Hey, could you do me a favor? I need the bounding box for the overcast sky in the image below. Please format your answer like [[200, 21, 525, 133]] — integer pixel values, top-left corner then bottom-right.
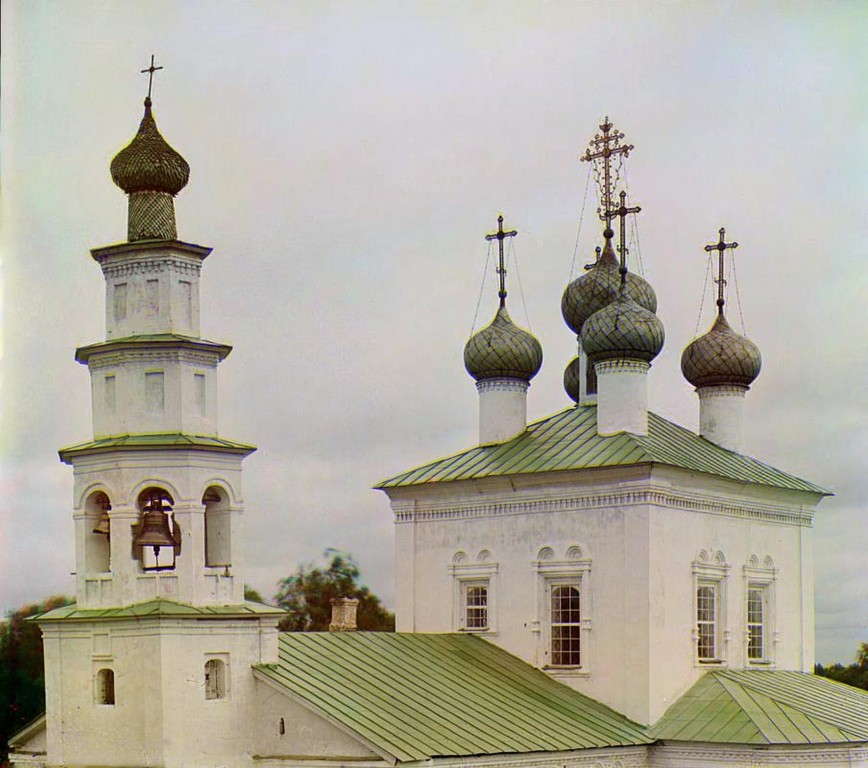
[[2, 1, 865, 663]]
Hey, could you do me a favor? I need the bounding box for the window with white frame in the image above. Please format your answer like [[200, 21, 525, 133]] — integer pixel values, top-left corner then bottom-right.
[[450, 551, 497, 632], [535, 546, 591, 671], [744, 555, 776, 665], [204, 658, 227, 700], [692, 549, 729, 665]]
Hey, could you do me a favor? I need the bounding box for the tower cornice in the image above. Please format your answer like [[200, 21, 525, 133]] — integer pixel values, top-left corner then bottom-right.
[[58, 433, 257, 464], [75, 333, 232, 365], [91, 238, 212, 263]]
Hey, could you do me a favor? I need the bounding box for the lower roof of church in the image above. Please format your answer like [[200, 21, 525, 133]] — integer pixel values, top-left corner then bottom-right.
[[254, 631, 651, 762], [376, 405, 827, 495]]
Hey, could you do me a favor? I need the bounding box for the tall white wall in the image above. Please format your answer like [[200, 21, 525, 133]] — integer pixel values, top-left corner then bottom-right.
[[476, 378, 529, 444], [595, 360, 649, 436], [386, 467, 820, 725], [698, 385, 746, 453]]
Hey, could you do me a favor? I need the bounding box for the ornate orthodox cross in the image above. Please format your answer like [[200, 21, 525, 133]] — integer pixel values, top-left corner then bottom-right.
[[580, 117, 634, 228], [141, 54, 164, 100], [485, 215, 518, 308], [704, 227, 739, 315], [606, 190, 641, 273]]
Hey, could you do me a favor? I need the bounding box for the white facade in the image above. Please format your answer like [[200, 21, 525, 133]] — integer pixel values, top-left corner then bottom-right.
[[385, 460, 821, 726], [476, 378, 530, 444]]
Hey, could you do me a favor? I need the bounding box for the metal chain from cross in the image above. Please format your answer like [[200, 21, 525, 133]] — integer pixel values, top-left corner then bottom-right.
[[485, 215, 518, 308], [141, 54, 164, 101], [606, 190, 641, 275], [580, 116, 634, 229], [704, 227, 739, 315]]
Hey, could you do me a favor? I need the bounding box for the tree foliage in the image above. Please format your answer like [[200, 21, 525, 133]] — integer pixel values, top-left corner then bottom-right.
[[0, 595, 73, 762], [815, 642, 868, 691], [274, 550, 394, 632]]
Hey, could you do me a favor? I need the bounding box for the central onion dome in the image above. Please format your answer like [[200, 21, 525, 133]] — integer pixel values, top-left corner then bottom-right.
[[681, 313, 761, 388], [464, 305, 543, 382], [581, 287, 665, 364], [110, 97, 190, 196], [561, 229, 657, 336]]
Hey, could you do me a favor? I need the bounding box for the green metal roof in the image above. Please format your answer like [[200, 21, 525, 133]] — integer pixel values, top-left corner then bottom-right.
[[651, 670, 868, 744], [59, 432, 256, 463], [35, 598, 284, 622], [254, 632, 650, 763], [76, 333, 232, 364], [377, 405, 827, 495]]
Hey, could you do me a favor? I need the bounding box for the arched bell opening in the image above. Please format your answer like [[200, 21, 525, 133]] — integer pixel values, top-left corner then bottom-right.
[[203, 486, 231, 568], [84, 491, 112, 573], [134, 487, 181, 572]]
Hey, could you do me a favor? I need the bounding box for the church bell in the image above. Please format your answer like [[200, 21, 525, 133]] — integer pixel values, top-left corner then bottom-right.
[[134, 494, 181, 559], [92, 497, 111, 537]]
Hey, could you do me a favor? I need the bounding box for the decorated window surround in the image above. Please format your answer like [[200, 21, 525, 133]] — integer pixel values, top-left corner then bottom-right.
[[692, 549, 730, 666], [744, 555, 777, 666], [534, 546, 592, 675], [450, 550, 498, 634]]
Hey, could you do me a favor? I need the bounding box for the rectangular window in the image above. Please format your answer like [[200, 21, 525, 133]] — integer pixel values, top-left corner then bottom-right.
[[194, 373, 206, 416], [747, 585, 765, 661], [145, 372, 165, 413], [697, 583, 717, 661], [464, 584, 488, 630], [550, 583, 581, 667], [180, 280, 193, 327], [104, 375, 116, 412], [114, 283, 127, 323], [146, 279, 159, 315]]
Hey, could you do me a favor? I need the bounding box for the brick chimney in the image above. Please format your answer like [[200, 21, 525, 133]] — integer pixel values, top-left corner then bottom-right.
[[329, 597, 359, 631]]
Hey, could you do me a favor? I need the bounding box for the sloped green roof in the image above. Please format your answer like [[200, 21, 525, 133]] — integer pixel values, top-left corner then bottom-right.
[[35, 598, 283, 622], [76, 333, 232, 364], [254, 632, 650, 763], [377, 405, 827, 495], [651, 670, 868, 744], [59, 432, 256, 463]]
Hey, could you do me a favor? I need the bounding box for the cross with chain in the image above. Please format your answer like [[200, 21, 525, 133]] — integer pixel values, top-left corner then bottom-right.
[[485, 215, 518, 308], [141, 54, 163, 100], [606, 190, 641, 274], [704, 227, 739, 315], [580, 117, 634, 228]]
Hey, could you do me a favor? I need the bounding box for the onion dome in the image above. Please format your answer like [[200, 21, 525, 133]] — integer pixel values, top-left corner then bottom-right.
[[464, 305, 543, 382], [110, 98, 190, 196], [681, 313, 761, 388], [561, 229, 657, 336], [581, 290, 665, 364], [564, 356, 582, 403]]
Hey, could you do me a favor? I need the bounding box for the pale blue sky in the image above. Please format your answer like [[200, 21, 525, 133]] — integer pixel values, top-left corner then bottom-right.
[[2, 0, 866, 662]]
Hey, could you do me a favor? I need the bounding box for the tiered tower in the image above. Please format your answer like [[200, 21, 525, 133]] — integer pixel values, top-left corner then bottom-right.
[[38, 65, 281, 768]]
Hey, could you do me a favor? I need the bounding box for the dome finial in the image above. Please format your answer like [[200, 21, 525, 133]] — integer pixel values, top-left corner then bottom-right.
[[141, 54, 163, 102], [485, 214, 518, 308], [607, 189, 641, 284], [580, 116, 634, 231], [704, 227, 739, 316]]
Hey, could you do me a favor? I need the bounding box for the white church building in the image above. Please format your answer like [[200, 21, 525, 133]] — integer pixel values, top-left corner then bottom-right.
[[9, 90, 868, 768]]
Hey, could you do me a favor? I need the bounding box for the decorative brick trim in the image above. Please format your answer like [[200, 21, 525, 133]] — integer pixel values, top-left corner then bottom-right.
[[101, 257, 201, 279], [87, 348, 221, 370], [476, 378, 529, 394]]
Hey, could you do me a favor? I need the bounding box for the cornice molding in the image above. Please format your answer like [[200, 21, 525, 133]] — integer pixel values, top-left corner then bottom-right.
[[651, 743, 868, 764], [392, 486, 813, 527], [101, 257, 202, 279], [86, 347, 222, 370]]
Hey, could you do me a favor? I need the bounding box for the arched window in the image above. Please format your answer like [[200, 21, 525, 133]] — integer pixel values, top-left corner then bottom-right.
[[203, 487, 231, 567], [204, 658, 226, 700], [85, 492, 111, 573], [96, 668, 115, 705], [134, 488, 180, 571], [550, 585, 581, 667]]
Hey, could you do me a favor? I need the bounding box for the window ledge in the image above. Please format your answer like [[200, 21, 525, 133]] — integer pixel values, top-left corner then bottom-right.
[[544, 666, 589, 678], [748, 660, 774, 666], [696, 659, 727, 667], [456, 628, 497, 636]]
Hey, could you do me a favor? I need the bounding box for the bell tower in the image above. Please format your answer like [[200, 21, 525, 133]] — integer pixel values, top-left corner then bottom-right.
[[59, 68, 256, 610], [36, 61, 282, 768]]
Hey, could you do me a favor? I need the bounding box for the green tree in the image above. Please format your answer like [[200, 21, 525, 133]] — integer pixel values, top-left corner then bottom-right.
[[0, 595, 73, 762], [274, 550, 394, 632], [243, 585, 266, 603], [814, 642, 868, 691]]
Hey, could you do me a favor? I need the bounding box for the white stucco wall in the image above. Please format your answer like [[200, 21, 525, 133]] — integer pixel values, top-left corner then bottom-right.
[[386, 465, 821, 725]]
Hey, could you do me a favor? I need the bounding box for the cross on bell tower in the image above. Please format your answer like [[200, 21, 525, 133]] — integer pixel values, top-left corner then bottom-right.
[[141, 54, 163, 100], [485, 214, 518, 308], [580, 117, 634, 229], [704, 227, 739, 315]]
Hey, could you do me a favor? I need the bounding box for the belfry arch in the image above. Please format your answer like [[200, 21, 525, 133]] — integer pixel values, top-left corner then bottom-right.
[[203, 485, 232, 568]]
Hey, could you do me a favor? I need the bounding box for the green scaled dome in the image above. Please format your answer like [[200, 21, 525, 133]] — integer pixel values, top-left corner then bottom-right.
[[561, 230, 657, 336], [681, 313, 762, 388], [581, 291, 665, 364], [563, 355, 582, 403], [110, 98, 190, 195], [464, 305, 543, 382]]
